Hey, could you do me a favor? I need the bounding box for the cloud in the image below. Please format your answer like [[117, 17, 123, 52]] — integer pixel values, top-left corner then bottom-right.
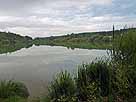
[[0, 0, 135, 37]]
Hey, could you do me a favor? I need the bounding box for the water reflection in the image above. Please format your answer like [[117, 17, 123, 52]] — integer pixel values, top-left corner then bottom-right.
[[0, 43, 33, 54], [0, 43, 82, 55]]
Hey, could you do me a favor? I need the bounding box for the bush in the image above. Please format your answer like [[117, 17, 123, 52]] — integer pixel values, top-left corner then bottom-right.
[[77, 61, 109, 102], [45, 61, 110, 102], [112, 29, 136, 66], [111, 29, 136, 101], [48, 71, 77, 102], [0, 80, 29, 99]]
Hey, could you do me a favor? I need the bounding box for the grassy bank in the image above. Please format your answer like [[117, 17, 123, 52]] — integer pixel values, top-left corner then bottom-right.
[[33, 28, 136, 49], [0, 31, 33, 54], [1, 28, 135, 54], [34, 31, 113, 49]]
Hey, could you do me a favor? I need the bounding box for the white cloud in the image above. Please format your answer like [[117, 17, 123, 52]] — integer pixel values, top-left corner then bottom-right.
[[0, 0, 135, 37], [91, 0, 112, 5], [0, 16, 21, 22]]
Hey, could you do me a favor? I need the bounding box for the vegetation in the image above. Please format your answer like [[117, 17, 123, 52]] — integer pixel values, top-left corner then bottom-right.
[[0, 28, 135, 54], [0, 96, 27, 102], [0, 31, 33, 54], [33, 28, 136, 49], [0, 80, 29, 102], [48, 71, 77, 102], [76, 61, 109, 102], [33, 31, 113, 49], [110, 28, 136, 101]]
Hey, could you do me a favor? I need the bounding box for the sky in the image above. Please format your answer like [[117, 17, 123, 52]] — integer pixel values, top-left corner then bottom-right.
[[0, 0, 136, 37]]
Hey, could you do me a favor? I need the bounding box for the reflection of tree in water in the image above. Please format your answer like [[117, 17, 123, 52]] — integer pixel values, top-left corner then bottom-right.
[[67, 46, 75, 50], [0, 31, 33, 54], [0, 43, 33, 54]]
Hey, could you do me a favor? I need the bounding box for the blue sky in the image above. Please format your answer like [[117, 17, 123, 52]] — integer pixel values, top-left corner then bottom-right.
[[0, 0, 136, 37]]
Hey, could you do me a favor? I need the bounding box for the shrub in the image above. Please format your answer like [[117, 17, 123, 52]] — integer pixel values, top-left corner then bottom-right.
[[48, 71, 77, 102], [112, 29, 136, 66], [111, 29, 136, 101], [77, 61, 110, 102], [0, 80, 29, 99]]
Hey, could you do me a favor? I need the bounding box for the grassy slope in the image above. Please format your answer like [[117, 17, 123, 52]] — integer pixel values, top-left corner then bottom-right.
[[0, 32, 33, 54], [34, 28, 135, 49], [0, 28, 136, 53]]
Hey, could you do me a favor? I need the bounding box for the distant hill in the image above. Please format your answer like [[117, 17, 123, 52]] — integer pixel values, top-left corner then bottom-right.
[[0, 32, 32, 45], [34, 28, 136, 49], [0, 28, 135, 53], [0, 32, 33, 54]]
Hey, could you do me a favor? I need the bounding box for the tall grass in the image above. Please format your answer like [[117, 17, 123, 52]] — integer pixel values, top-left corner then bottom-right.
[[77, 61, 109, 102], [45, 61, 110, 102], [0, 96, 27, 102], [48, 71, 77, 102], [110, 29, 136, 101], [0, 80, 29, 101], [112, 29, 136, 66]]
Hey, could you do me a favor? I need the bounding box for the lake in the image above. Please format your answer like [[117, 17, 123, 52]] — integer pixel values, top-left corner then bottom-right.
[[0, 45, 107, 97]]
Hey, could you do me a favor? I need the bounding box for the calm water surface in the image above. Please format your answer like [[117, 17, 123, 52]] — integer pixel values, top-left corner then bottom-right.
[[0, 45, 107, 97]]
